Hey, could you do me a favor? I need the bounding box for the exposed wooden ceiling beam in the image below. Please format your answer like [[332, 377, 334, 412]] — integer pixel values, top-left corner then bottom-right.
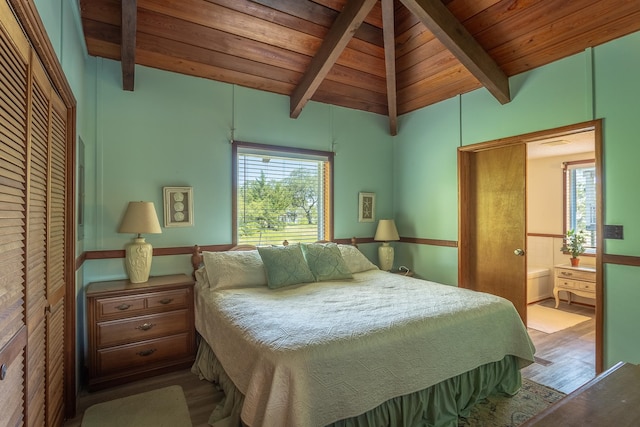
[[381, 0, 397, 136], [290, 0, 378, 118], [399, 0, 510, 104], [121, 0, 136, 91]]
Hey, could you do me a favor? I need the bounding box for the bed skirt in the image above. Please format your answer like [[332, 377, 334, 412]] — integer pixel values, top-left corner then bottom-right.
[[191, 339, 522, 427]]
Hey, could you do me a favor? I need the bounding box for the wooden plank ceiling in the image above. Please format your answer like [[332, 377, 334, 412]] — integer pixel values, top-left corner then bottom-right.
[[80, 0, 640, 135]]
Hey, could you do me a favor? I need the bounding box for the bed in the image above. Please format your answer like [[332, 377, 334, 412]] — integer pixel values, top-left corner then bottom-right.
[[190, 242, 535, 427]]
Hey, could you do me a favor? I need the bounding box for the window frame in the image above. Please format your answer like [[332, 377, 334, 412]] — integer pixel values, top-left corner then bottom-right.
[[232, 140, 334, 245], [563, 159, 596, 254]]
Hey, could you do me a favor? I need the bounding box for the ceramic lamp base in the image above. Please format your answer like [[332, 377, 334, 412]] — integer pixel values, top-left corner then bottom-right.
[[124, 237, 153, 283], [378, 242, 394, 271]]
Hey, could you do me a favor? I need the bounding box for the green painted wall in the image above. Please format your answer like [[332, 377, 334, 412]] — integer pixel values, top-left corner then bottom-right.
[[394, 52, 594, 285], [82, 59, 393, 284], [460, 52, 591, 145], [34, 0, 61, 57], [593, 33, 640, 367], [394, 32, 640, 368], [394, 97, 461, 285]]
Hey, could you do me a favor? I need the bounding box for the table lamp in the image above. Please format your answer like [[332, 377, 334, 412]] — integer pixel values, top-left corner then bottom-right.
[[118, 201, 162, 283], [374, 219, 399, 271]]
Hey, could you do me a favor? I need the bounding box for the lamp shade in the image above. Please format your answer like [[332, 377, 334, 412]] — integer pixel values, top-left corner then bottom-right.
[[374, 219, 399, 242], [118, 201, 162, 235]]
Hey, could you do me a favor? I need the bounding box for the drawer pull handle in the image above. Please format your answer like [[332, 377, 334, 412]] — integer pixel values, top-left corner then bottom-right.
[[135, 323, 155, 331], [0, 363, 6, 381], [136, 349, 156, 357], [561, 272, 573, 277], [116, 303, 132, 310], [159, 298, 173, 305]]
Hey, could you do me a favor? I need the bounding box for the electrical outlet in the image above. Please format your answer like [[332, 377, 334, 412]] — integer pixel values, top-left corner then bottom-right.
[[603, 225, 623, 239]]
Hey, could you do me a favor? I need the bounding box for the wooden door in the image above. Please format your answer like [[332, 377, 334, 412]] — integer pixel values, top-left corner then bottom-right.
[[46, 87, 68, 427], [26, 52, 49, 427], [27, 47, 68, 427], [459, 143, 527, 321]]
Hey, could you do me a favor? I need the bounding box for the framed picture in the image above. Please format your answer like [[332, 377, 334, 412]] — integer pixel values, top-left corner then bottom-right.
[[358, 192, 375, 223], [163, 186, 194, 227]]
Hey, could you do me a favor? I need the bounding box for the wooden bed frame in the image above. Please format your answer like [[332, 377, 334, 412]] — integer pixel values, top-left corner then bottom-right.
[[190, 238, 358, 277]]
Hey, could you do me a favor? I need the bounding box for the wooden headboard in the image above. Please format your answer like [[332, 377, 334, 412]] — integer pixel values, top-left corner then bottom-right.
[[191, 237, 358, 278]]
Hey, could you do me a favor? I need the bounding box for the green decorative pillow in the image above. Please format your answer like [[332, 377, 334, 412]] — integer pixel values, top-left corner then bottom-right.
[[257, 245, 316, 289], [301, 243, 353, 282]]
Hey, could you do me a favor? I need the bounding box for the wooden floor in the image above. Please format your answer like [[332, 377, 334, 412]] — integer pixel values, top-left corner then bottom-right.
[[63, 369, 222, 427], [522, 298, 596, 394], [64, 298, 595, 426]]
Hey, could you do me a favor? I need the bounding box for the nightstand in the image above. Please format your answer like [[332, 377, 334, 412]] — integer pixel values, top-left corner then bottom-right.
[[86, 274, 196, 391], [553, 264, 596, 308]]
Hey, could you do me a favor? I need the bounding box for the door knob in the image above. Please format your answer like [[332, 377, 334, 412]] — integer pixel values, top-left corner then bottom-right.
[[513, 248, 525, 256]]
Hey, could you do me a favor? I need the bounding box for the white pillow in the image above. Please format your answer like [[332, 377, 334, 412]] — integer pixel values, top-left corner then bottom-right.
[[337, 244, 378, 274], [202, 250, 267, 290]]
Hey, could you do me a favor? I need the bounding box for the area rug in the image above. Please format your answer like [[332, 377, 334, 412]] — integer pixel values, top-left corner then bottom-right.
[[527, 304, 590, 334], [458, 378, 565, 426], [81, 385, 192, 427]]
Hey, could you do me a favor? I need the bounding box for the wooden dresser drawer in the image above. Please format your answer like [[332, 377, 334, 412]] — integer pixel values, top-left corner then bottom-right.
[[556, 279, 576, 289], [555, 268, 594, 282], [578, 281, 596, 292], [96, 288, 189, 320], [96, 310, 190, 348], [96, 333, 192, 375], [98, 295, 147, 318], [147, 289, 189, 310]]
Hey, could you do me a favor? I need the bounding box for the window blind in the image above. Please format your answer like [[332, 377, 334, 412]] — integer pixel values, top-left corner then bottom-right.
[[235, 144, 331, 245]]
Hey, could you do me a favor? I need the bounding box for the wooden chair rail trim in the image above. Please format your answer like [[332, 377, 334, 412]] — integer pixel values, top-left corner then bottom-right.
[[528, 232, 564, 238], [400, 237, 458, 247], [76, 240, 640, 269], [77, 236, 450, 266], [602, 254, 640, 267]]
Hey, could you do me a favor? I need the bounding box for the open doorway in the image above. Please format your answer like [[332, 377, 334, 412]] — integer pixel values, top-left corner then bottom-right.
[[522, 129, 597, 394], [458, 120, 603, 394]]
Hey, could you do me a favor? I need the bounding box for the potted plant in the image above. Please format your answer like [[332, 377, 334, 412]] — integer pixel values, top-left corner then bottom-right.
[[561, 229, 586, 266]]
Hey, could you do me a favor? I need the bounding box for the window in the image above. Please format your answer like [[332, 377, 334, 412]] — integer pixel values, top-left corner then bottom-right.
[[233, 141, 333, 245], [564, 160, 596, 250]]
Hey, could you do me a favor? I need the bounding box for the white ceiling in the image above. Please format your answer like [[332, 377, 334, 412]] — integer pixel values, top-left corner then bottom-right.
[[527, 130, 595, 159]]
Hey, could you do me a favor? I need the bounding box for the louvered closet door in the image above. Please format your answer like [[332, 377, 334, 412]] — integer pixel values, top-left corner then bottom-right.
[[27, 50, 68, 427], [45, 87, 67, 427], [0, 1, 30, 425], [26, 54, 50, 427]]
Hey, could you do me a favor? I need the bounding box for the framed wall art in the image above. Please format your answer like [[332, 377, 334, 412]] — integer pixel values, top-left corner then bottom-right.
[[163, 186, 194, 227], [358, 192, 375, 223]]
